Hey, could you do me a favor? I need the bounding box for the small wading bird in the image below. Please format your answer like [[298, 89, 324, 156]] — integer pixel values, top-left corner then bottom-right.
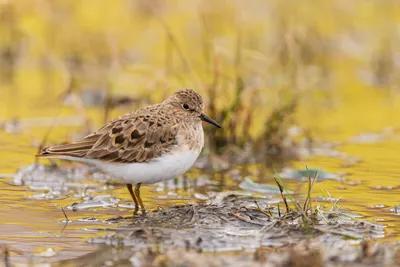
[[37, 89, 221, 215]]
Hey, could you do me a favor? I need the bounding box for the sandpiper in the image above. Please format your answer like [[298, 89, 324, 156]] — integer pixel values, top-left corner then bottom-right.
[[37, 89, 221, 215]]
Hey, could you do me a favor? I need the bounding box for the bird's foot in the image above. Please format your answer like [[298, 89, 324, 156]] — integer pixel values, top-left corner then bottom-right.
[[133, 208, 147, 217]]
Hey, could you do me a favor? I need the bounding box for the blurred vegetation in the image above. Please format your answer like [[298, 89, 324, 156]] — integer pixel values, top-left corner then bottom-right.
[[1, 0, 400, 162]]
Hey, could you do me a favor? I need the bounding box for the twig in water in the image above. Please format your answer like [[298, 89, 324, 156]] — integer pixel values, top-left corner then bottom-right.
[[254, 201, 270, 217], [61, 207, 70, 233], [61, 207, 69, 221]]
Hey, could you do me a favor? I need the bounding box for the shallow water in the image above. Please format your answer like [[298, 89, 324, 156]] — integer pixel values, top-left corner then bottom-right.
[[1, 82, 400, 264]]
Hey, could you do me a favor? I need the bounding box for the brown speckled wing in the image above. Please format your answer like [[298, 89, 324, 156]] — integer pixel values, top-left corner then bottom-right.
[[39, 105, 179, 163]]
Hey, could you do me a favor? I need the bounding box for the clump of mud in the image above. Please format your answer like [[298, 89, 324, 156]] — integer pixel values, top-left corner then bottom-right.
[[54, 194, 398, 267]]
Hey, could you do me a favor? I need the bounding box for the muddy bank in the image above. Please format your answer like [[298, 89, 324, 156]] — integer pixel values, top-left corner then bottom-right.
[[51, 194, 399, 267]]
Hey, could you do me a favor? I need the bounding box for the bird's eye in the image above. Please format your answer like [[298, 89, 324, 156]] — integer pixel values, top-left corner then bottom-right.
[[183, 103, 190, 110]]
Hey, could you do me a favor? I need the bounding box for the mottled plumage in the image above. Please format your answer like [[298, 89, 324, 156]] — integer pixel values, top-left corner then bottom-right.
[[37, 89, 221, 215]]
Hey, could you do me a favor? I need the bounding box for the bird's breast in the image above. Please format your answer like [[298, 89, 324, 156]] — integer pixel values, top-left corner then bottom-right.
[[176, 122, 204, 151]]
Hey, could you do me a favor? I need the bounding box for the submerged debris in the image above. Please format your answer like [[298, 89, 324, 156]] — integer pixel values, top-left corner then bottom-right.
[[239, 177, 285, 194], [391, 205, 400, 215], [279, 168, 340, 181], [68, 196, 120, 211], [87, 194, 384, 252]]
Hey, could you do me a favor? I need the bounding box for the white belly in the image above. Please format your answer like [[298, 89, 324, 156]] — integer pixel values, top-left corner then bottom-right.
[[54, 148, 201, 184]]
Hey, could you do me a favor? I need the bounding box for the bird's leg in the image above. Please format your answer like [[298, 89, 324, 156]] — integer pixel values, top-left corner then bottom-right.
[[134, 183, 146, 214], [126, 183, 139, 215]]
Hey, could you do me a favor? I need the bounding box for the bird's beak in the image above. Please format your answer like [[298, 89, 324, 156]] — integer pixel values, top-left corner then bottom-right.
[[200, 113, 222, 128]]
